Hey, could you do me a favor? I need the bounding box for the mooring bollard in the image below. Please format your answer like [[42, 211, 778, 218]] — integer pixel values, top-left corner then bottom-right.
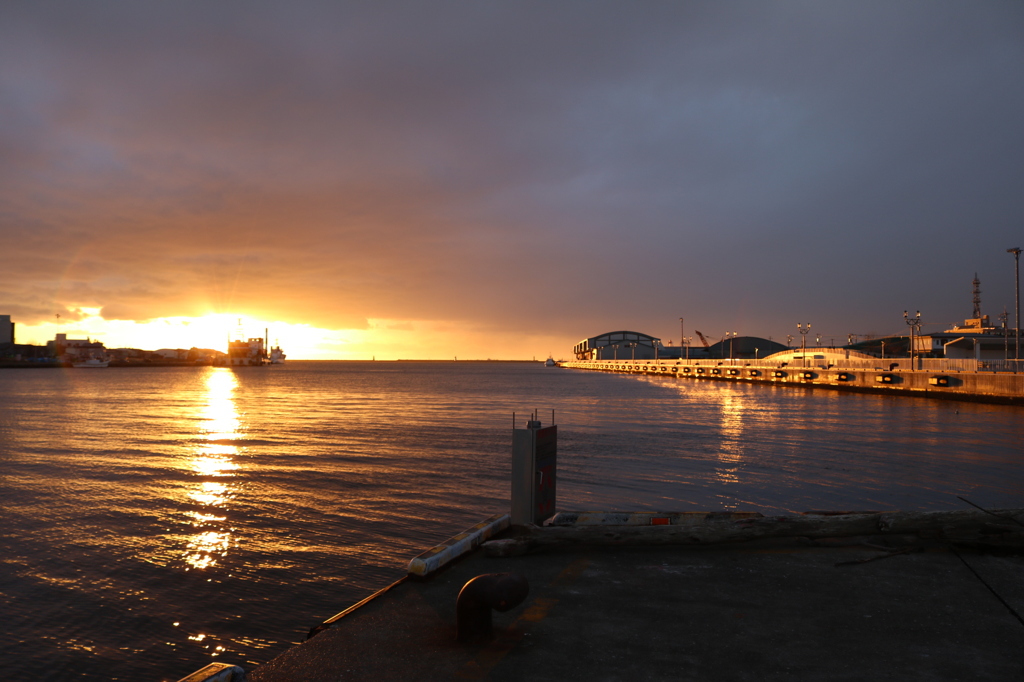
[[456, 572, 530, 643]]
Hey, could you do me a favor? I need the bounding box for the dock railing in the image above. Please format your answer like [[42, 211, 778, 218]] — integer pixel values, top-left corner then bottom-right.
[[584, 357, 1024, 373]]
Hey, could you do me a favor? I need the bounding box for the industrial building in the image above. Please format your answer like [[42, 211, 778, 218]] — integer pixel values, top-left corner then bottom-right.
[[574, 331, 787, 361], [0, 315, 13, 345], [573, 331, 664, 360]]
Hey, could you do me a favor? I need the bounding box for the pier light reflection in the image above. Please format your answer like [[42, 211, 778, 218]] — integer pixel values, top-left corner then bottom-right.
[[715, 394, 747, 485], [183, 369, 242, 571]]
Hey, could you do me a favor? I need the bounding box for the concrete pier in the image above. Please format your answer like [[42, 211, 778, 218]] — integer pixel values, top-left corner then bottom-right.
[[559, 359, 1024, 404], [247, 524, 1024, 681]]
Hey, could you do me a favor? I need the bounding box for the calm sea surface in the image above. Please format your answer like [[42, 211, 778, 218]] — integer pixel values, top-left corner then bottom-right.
[[1, 361, 1022, 680]]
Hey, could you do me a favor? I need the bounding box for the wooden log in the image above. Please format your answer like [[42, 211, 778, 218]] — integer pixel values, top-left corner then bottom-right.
[[510, 509, 1024, 549]]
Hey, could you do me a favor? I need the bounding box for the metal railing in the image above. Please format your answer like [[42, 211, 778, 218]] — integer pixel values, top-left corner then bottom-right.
[[567, 357, 1024, 373]]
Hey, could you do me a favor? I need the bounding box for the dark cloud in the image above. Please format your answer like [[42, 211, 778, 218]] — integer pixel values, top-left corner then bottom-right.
[[1, 1, 1022, 350]]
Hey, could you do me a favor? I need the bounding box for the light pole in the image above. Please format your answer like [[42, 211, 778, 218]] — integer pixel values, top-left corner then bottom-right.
[[797, 323, 810, 367], [612, 344, 619, 360], [684, 336, 691, 360], [1009, 247, 1021, 361], [679, 318, 684, 358], [904, 310, 921, 369], [629, 342, 637, 360], [725, 331, 738, 360]]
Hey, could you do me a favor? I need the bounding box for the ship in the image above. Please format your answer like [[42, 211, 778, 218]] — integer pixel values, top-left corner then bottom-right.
[[72, 357, 109, 368], [270, 344, 286, 364], [222, 325, 282, 366], [227, 336, 268, 366]]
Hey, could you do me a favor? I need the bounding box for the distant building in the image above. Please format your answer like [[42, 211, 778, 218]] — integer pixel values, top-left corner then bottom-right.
[[915, 316, 1015, 360], [0, 315, 54, 362], [187, 347, 225, 364], [0, 315, 13, 345], [48, 333, 106, 360], [761, 347, 883, 368], [907, 273, 1021, 360], [574, 331, 664, 360], [573, 331, 791, 361], [700, 336, 789, 360]]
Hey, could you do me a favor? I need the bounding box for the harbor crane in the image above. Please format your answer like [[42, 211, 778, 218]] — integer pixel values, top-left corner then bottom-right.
[[694, 330, 711, 348]]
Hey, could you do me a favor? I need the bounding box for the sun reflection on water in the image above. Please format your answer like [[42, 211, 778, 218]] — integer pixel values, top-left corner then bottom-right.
[[183, 369, 242, 570]]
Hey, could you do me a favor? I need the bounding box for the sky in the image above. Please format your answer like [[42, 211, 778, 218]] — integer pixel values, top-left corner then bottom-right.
[[2, 1, 1023, 359]]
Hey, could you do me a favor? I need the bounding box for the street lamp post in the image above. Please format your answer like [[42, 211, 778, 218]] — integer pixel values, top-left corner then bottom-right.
[[1009, 247, 1021, 361], [797, 323, 810, 367], [725, 331, 738, 360], [904, 310, 921, 369], [612, 344, 619, 360]]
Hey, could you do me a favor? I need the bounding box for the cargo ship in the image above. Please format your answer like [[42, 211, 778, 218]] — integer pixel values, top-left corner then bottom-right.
[[220, 327, 284, 366]]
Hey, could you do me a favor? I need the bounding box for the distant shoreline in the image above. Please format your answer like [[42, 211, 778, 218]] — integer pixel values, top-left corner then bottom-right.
[[0, 359, 546, 368]]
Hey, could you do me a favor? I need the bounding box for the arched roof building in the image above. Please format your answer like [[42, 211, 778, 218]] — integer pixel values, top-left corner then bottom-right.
[[574, 331, 663, 360]]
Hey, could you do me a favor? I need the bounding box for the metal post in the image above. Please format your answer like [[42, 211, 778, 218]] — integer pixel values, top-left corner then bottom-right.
[[1000, 309, 1009, 361], [797, 324, 810, 367], [904, 310, 921, 369], [1009, 248, 1021, 362]]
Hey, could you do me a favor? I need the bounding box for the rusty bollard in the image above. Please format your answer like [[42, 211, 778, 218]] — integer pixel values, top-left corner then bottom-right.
[[456, 572, 529, 643]]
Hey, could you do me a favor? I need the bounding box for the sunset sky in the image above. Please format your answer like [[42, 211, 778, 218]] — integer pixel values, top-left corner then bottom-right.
[[3, 2, 1023, 359]]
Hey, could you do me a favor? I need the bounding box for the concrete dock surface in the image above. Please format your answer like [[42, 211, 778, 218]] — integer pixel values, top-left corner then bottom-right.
[[249, 536, 1024, 681]]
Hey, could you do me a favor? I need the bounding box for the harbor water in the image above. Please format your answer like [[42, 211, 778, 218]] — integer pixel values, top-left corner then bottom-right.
[[1, 361, 1022, 681]]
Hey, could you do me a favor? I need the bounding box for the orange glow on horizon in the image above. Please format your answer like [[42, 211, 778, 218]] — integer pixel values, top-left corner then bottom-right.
[[13, 310, 567, 360]]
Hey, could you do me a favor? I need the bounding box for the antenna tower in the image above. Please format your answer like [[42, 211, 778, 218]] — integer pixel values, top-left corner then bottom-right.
[[972, 273, 982, 319]]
